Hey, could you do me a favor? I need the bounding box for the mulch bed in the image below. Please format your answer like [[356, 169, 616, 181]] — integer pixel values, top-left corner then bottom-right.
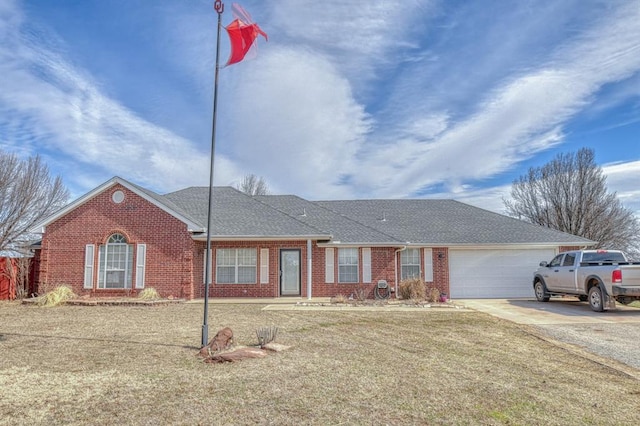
[[21, 297, 185, 306]]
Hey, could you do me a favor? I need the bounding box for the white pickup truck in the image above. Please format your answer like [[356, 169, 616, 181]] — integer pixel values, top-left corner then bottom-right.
[[533, 250, 640, 311]]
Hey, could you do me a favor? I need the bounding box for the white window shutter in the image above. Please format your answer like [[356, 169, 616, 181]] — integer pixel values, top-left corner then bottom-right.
[[260, 248, 269, 284], [135, 244, 146, 289], [203, 249, 212, 285], [83, 244, 95, 289], [362, 248, 372, 283], [325, 248, 334, 283], [424, 248, 434, 282]]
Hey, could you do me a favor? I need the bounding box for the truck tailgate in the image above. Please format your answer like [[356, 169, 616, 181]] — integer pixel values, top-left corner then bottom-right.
[[619, 265, 640, 287]]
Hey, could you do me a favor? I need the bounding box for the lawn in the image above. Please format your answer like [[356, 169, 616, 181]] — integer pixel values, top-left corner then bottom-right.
[[1, 301, 639, 425]]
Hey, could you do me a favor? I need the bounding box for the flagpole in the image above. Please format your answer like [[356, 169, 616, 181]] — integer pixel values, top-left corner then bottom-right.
[[202, 0, 224, 348]]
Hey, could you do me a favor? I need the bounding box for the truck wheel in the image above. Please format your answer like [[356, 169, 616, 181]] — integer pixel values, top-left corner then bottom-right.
[[588, 285, 604, 312], [534, 281, 550, 302], [578, 295, 588, 302]]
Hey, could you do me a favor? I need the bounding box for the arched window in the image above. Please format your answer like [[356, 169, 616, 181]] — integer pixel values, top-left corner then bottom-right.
[[98, 233, 133, 289]]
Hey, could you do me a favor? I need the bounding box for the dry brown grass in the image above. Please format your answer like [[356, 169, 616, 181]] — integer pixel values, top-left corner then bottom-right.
[[137, 287, 160, 300], [36, 285, 76, 307], [1, 301, 639, 425]]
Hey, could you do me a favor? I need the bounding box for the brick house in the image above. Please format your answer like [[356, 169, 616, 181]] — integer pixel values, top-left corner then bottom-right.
[[31, 176, 593, 300]]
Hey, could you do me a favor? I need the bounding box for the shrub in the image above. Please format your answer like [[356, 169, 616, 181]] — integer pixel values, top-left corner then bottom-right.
[[354, 285, 369, 302], [138, 288, 161, 300], [37, 285, 76, 307], [331, 294, 348, 304], [427, 287, 442, 303], [398, 278, 426, 301]]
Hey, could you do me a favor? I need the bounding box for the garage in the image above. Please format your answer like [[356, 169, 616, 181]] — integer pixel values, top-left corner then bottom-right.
[[449, 248, 556, 298]]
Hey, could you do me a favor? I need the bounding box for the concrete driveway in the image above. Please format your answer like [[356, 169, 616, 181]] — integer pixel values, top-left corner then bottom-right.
[[460, 298, 640, 325], [461, 298, 640, 371]]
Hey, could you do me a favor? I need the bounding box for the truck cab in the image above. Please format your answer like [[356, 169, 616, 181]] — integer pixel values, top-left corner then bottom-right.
[[534, 250, 640, 311]]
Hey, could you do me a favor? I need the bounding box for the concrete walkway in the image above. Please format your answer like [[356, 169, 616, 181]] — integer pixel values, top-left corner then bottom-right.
[[459, 298, 640, 325]]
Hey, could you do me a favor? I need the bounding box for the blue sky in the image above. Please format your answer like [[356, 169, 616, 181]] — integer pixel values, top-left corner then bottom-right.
[[1, 0, 639, 215]]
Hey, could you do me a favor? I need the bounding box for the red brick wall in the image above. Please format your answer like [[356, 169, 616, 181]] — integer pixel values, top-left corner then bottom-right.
[[431, 248, 450, 296], [39, 184, 196, 299], [310, 246, 398, 299], [38, 184, 455, 300], [197, 240, 311, 298], [559, 246, 581, 253]]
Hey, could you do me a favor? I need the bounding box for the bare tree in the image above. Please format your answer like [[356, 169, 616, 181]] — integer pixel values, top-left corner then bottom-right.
[[0, 151, 69, 255], [504, 148, 640, 256], [236, 174, 270, 196]]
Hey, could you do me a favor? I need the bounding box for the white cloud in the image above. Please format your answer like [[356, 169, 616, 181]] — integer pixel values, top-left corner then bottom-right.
[[222, 46, 370, 198], [0, 1, 236, 194], [351, 0, 640, 198]]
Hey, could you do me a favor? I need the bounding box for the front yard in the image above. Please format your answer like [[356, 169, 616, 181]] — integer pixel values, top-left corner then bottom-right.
[[1, 301, 639, 425]]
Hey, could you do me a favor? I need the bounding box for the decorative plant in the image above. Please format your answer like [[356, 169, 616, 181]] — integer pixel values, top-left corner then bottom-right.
[[37, 285, 76, 307], [331, 294, 348, 304], [398, 278, 426, 301], [256, 326, 278, 348], [138, 287, 161, 300]]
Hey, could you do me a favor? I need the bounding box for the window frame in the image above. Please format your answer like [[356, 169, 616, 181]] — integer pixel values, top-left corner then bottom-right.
[[216, 248, 257, 284], [401, 248, 421, 280], [338, 247, 359, 283], [97, 233, 134, 289]]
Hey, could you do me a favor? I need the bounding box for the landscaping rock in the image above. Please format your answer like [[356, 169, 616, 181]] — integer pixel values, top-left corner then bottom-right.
[[204, 347, 267, 363], [199, 327, 234, 357], [263, 342, 291, 352]]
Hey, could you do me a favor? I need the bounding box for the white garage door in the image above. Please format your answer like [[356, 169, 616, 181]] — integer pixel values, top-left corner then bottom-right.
[[449, 248, 555, 298]]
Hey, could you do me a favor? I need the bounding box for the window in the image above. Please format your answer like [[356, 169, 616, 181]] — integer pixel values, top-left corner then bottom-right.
[[562, 253, 576, 267], [549, 254, 563, 267], [401, 248, 421, 280], [216, 248, 257, 284], [98, 234, 133, 289], [338, 248, 359, 283]]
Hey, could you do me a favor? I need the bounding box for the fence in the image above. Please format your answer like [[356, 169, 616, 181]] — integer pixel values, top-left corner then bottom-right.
[[0, 257, 36, 300]]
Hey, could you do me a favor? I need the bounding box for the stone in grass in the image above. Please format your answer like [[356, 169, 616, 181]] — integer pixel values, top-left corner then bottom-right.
[[262, 342, 292, 352], [198, 327, 234, 357], [205, 347, 267, 363]]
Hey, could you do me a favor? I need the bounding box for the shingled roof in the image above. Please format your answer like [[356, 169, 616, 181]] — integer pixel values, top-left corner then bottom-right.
[[162, 185, 593, 246], [316, 199, 594, 246], [32, 176, 595, 247]]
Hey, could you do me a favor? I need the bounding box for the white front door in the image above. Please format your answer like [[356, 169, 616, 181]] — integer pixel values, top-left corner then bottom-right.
[[280, 249, 301, 296]]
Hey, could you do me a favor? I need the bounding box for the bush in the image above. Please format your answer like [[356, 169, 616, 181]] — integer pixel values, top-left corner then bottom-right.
[[331, 294, 348, 304], [37, 285, 76, 307], [398, 278, 426, 301], [138, 288, 161, 300], [427, 287, 442, 303]]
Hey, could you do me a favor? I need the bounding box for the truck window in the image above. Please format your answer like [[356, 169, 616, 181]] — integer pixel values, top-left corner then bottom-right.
[[582, 251, 626, 263], [562, 253, 576, 267], [549, 254, 563, 267]]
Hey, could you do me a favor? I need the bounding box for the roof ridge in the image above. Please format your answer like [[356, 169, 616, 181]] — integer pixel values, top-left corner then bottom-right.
[[248, 194, 331, 238]]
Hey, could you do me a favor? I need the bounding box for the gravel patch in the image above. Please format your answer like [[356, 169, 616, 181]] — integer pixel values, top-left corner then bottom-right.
[[533, 323, 640, 369]]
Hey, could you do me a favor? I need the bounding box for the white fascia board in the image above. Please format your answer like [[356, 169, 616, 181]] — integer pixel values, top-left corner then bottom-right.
[[30, 176, 203, 234], [315, 241, 406, 248], [191, 234, 332, 242], [445, 242, 596, 250]]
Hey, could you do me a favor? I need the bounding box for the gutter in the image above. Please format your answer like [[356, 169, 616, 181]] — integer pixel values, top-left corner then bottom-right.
[[394, 245, 408, 298]]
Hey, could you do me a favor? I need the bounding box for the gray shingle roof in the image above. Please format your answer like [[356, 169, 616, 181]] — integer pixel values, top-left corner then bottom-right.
[[316, 199, 594, 245], [163, 187, 329, 238], [162, 186, 593, 245], [255, 195, 399, 244]]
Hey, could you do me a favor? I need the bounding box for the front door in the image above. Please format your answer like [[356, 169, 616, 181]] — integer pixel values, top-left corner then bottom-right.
[[280, 249, 301, 296]]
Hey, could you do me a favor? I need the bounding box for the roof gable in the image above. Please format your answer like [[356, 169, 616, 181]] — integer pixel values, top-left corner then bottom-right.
[[31, 177, 204, 233]]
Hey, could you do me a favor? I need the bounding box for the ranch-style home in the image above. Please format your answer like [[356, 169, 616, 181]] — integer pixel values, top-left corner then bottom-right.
[[31, 176, 593, 300]]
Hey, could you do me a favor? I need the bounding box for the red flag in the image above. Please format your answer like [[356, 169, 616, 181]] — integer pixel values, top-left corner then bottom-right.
[[224, 4, 267, 66]]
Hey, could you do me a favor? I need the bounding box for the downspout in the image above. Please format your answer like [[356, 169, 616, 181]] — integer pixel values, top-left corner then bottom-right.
[[307, 239, 312, 300], [394, 246, 407, 298]]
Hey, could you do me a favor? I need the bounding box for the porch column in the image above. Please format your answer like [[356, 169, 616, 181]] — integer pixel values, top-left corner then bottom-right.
[[307, 239, 312, 300]]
